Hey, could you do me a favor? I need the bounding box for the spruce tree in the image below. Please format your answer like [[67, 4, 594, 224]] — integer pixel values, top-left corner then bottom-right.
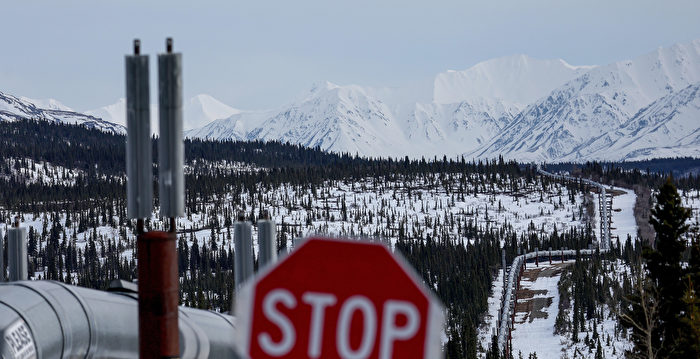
[[644, 177, 691, 357]]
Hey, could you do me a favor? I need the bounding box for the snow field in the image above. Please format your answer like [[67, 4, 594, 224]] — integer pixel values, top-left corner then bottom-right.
[[509, 260, 633, 359], [609, 187, 638, 243], [510, 262, 565, 359]]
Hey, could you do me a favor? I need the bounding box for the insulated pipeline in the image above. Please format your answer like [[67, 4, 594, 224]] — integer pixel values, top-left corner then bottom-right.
[[0, 281, 240, 358]]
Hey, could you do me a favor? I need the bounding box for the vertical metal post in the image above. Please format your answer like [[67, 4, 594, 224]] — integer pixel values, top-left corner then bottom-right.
[[158, 37, 185, 219], [501, 249, 506, 287], [257, 210, 277, 271], [127, 38, 182, 358], [0, 226, 4, 281], [234, 214, 254, 290], [138, 228, 179, 358], [535, 247, 539, 267], [548, 246, 552, 265], [8, 217, 27, 281], [126, 39, 153, 220]]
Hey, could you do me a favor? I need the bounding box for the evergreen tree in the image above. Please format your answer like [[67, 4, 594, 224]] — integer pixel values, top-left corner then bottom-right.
[[644, 178, 691, 357], [623, 178, 698, 358]]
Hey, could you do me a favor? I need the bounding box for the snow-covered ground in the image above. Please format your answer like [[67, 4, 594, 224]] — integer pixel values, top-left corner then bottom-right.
[[2, 158, 85, 186], [511, 262, 567, 358], [610, 186, 638, 243], [559, 260, 634, 359], [681, 189, 700, 230], [477, 268, 503, 352], [4, 169, 590, 285], [478, 169, 639, 358], [509, 261, 632, 359]]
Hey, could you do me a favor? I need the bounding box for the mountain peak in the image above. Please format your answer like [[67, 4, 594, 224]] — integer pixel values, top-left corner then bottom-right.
[[434, 54, 594, 105], [18, 97, 73, 112], [309, 81, 341, 94]]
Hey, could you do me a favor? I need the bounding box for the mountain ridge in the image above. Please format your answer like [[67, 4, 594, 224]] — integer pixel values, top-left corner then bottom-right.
[[6, 39, 700, 162], [0, 90, 124, 134], [187, 39, 700, 162]]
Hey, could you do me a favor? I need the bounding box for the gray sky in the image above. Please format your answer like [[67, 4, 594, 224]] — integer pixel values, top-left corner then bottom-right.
[[2, 0, 699, 111]]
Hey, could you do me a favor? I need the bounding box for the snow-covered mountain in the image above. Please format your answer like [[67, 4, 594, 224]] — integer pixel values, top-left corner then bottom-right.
[[10, 39, 700, 162], [580, 82, 700, 161], [475, 40, 700, 162], [185, 94, 240, 131], [0, 91, 124, 133], [433, 54, 593, 106], [189, 82, 412, 156], [85, 98, 129, 127], [19, 97, 73, 112], [190, 39, 696, 162], [87, 94, 239, 132], [188, 55, 588, 157]]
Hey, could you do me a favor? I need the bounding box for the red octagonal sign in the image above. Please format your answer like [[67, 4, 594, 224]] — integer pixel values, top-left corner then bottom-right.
[[234, 237, 444, 359]]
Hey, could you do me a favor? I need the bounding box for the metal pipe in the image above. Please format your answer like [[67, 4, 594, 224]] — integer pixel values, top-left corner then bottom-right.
[[257, 210, 277, 271], [0, 227, 4, 282], [7, 219, 27, 282], [138, 230, 180, 358], [125, 39, 153, 220], [158, 37, 184, 219], [234, 215, 254, 291], [0, 280, 240, 358], [501, 248, 506, 287], [130, 37, 186, 358]]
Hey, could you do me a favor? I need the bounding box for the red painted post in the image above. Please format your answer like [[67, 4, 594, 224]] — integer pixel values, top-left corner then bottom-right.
[[138, 222, 179, 358]]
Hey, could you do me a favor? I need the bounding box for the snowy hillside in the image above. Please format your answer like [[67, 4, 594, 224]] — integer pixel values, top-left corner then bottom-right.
[[0, 90, 124, 133], [579, 82, 700, 161], [477, 40, 700, 162], [19, 96, 74, 112], [187, 40, 700, 162]]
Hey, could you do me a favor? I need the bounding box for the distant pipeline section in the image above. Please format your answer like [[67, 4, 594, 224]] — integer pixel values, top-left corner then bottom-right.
[[495, 166, 613, 356], [0, 280, 240, 359], [536, 165, 611, 250]]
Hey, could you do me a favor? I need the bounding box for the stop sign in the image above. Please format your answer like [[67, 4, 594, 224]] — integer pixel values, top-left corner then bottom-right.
[[234, 237, 444, 359]]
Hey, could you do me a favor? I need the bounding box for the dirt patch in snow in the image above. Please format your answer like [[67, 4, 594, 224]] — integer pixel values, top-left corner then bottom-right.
[[514, 263, 571, 324]]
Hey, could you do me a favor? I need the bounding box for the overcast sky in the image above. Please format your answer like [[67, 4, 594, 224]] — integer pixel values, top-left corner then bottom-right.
[[1, 0, 699, 111]]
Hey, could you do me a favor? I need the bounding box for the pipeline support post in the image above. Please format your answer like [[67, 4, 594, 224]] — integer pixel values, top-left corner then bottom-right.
[[158, 37, 185, 220], [257, 210, 277, 271], [138, 230, 179, 357], [8, 218, 28, 281], [234, 214, 254, 290], [501, 248, 506, 287], [0, 226, 4, 281], [137, 37, 184, 358], [126, 37, 184, 358]]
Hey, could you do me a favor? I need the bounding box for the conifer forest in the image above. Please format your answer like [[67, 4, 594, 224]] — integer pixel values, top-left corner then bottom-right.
[[1, 120, 699, 358]]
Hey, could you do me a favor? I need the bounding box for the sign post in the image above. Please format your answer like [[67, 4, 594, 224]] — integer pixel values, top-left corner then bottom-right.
[[234, 237, 444, 359]]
